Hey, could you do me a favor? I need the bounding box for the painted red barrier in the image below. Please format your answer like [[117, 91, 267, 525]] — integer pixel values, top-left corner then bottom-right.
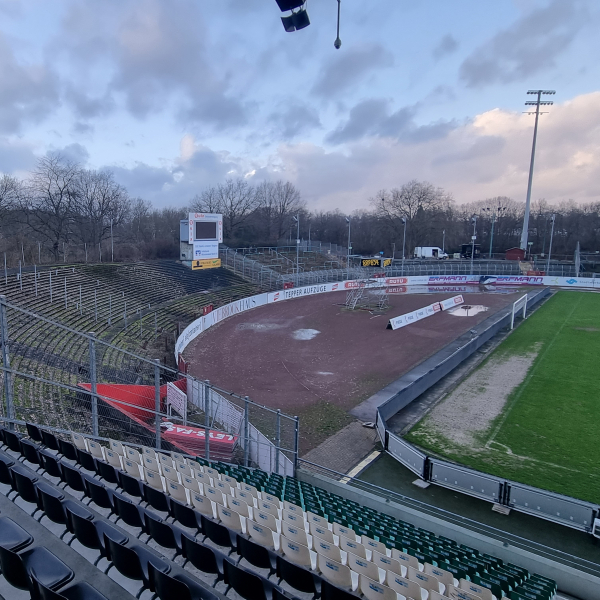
[[78, 380, 237, 458]]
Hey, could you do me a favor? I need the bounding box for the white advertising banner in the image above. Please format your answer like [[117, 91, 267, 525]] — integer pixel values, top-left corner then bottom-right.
[[268, 282, 344, 302], [388, 301, 441, 331], [439, 295, 465, 311], [193, 240, 219, 260], [166, 382, 187, 420], [174, 293, 269, 358]]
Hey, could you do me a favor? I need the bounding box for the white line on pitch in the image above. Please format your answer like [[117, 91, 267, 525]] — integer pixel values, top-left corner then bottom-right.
[[341, 450, 381, 483]]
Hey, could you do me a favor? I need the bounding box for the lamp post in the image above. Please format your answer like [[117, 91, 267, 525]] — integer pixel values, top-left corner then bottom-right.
[[488, 205, 506, 258], [293, 215, 300, 285], [470, 216, 477, 275], [401, 217, 407, 277], [521, 89, 555, 250], [346, 217, 351, 270], [546, 214, 556, 274]]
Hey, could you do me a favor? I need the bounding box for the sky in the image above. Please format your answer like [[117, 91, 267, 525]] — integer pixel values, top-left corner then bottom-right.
[[0, 0, 599, 211]]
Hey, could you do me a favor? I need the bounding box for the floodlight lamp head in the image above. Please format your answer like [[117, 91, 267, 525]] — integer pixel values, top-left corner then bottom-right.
[[334, 37, 342, 49], [401, 217, 406, 224], [293, 215, 298, 222], [346, 217, 350, 223]]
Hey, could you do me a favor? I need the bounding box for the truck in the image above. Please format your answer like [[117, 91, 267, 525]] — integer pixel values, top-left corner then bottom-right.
[[413, 246, 448, 259]]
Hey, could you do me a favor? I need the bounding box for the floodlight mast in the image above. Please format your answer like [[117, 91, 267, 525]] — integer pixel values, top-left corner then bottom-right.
[[520, 89, 555, 250]]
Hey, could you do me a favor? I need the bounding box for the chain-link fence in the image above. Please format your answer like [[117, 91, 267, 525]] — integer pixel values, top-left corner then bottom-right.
[[0, 295, 297, 474]]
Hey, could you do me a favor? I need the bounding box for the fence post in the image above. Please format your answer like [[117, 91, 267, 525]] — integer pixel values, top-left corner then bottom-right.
[[293, 416, 300, 476], [244, 396, 250, 467], [19, 261, 22, 291], [204, 381, 211, 460], [89, 332, 98, 436], [34, 264, 37, 297], [154, 359, 161, 450], [275, 409, 281, 475], [0, 295, 14, 428], [49, 270, 52, 303]]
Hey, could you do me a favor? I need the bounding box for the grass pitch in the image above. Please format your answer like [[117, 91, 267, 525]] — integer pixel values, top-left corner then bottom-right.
[[405, 291, 600, 503]]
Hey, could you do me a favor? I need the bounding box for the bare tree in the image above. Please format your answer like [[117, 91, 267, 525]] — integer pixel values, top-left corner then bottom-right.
[[191, 178, 259, 239], [21, 155, 80, 260], [371, 180, 453, 254], [0, 174, 21, 215], [74, 169, 130, 246], [256, 180, 304, 242]]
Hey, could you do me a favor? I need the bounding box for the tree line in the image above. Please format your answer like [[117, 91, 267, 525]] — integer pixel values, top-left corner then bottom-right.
[[1, 155, 598, 268]]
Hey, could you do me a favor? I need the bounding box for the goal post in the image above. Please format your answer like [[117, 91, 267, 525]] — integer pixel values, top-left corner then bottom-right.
[[511, 294, 528, 329]]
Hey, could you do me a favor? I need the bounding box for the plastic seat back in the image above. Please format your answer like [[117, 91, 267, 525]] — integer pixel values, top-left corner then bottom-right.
[[348, 552, 380, 582], [162, 465, 181, 483], [313, 538, 342, 563], [227, 495, 250, 518], [459, 579, 493, 600], [217, 504, 243, 533], [181, 474, 202, 493], [254, 509, 278, 532], [425, 563, 454, 586], [391, 548, 420, 570], [176, 461, 192, 477], [191, 492, 215, 518], [318, 554, 352, 590], [204, 484, 226, 506], [409, 566, 440, 593], [108, 439, 124, 456], [306, 511, 328, 528], [361, 535, 387, 555], [247, 519, 275, 550], [144, 468, 165, 492], [310, 521, 334, 543], [359, 574, 396, 600], [281, 521, 309, 546], [71, 432, 88, 451], [123, 458, 143, 480], [281, 536, 312, 568], [339, 535, 367, 559], [387, 572, 421, 599], [105, 449, 123, 470], [333, 522, 354, 539], [124, 446, 142, 464], [143, 455, 161, 474], [166, 479, 189, 505], [87, 440, 106, 461], [372, 550, 404, 577]]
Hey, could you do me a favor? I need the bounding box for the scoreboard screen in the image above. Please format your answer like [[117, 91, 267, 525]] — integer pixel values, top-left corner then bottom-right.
[[195, 221, 217, 241]]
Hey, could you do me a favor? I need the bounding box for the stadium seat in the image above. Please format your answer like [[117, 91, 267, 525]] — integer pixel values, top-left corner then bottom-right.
[[359, 575, 395, 600], [144, 511, 184, 558], [276, 555, 322, 598], [236, 534, 277, 576], [0, 516, 34, 551], [33, 576, 110, 600], [223, 558, 275, 600], [0, 545, 74, 594], [104, 535, 171, 596], [317, 554, 354, 591], [149, 562, 221, 600]]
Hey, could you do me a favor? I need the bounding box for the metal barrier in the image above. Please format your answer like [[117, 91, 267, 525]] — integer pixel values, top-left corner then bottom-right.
[[0, 295, 297, 475]]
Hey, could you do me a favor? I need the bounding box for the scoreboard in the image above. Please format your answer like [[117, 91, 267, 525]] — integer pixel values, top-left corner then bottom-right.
[[188, 213, 222, 260], [361, 258, 392, 268]]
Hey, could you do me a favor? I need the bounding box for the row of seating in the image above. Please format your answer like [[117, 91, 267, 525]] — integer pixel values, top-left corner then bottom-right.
[[0, 425, 363, 600], [5, 423, 558, 600], [65, 429, 556, 600]]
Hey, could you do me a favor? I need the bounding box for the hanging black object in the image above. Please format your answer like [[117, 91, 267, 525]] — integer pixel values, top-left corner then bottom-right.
[[292, 9, 310, 30], [281, 14, 296, 32], [275, 0, 304, 11]]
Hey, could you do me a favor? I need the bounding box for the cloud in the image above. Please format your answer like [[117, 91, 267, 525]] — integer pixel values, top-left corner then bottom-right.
[[46, 143, 90, 165], [0, 137, 37, 174], [433, 34, 459, 60], [326, 99, 455, 145], [311, 44, 393, 98], [460, 0, 589, 87], [269, 102, 321, 140], [55, 0, 249, 130], [0, 32, 59, 133]]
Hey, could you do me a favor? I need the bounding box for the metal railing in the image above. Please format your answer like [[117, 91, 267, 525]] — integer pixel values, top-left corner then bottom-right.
[[0, 295, 298, 475]]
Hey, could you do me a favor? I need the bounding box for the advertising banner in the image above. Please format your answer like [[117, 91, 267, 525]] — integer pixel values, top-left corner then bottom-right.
[[388, 301, 441, 330], [192, 258, 221, 270], [439, 295, 464, 310], [166, 382, 187, 420], [193, 241, 219, 260], [428, 275, 479, 285]]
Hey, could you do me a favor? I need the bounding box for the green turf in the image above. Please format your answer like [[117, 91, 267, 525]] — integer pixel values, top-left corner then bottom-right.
[[405, 291, 600, 503]]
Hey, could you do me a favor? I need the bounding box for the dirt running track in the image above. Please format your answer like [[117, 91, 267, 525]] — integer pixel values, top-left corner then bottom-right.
[[185, 289, 520, 452]]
